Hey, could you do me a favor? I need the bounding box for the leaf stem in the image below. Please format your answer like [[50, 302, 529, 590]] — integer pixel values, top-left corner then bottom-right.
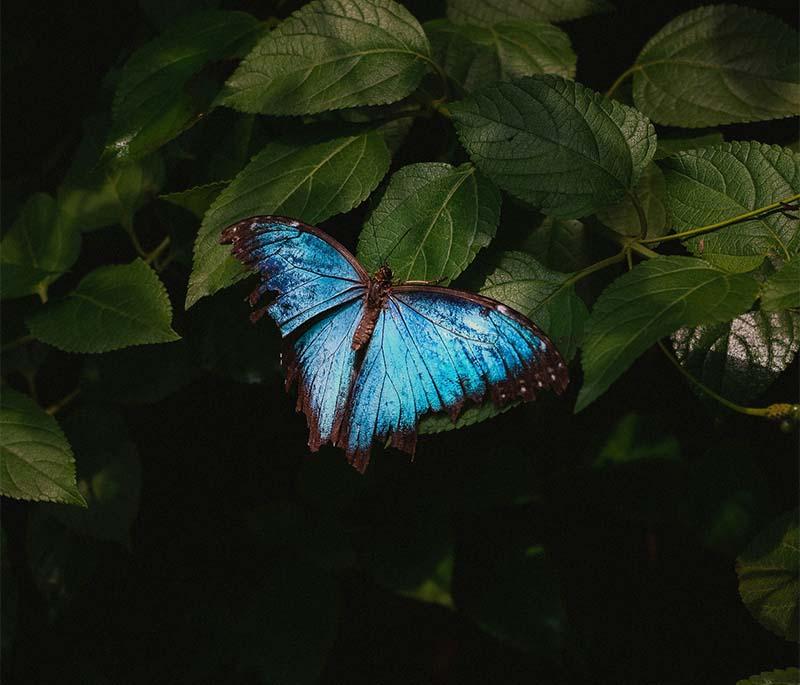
[[144, 236, 171, 267], [45, 387, 80, 416], [1, 334, 35, 352], [605, 65, 639, 99], [629, 242, 660, 260], [122, 215, 147, 259], [640, 194, 800, 246]]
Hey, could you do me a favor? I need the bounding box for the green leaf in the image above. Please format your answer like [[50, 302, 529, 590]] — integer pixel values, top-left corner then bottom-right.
[[660, 142, 800, 272], [46, 407, 141, 544], [672, 310, 799, 404], [357, 162, 500, 283], [160, 181, 228, 219], [186, 132, 390, 307], [0, 388, 84, 506], [737, 509, 799, 641], [219, 0, 432, 115], [426, 19, 575, 93], [737, 668, 800, 685], [27, 259, 180, 353], [447, 0, 613, 26], [476, 250, 587, 361], [0, 193, 81, 299], [105, 10, 265, 160], [520, 216, 592, 272], [597, 162, 668, 239], [654, 132, 724, 160], [762, 256, 800, 311], [633, 6, 800, 127], [577, 256, 760, 411], [593, 413, 680, 467], [451, 75, 657, 218]]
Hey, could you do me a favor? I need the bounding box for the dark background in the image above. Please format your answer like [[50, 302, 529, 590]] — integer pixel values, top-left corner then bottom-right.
[[2, 1, 798, 683]]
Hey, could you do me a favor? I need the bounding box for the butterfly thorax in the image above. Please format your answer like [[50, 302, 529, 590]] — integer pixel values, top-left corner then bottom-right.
[[352, 265, 393, 351]]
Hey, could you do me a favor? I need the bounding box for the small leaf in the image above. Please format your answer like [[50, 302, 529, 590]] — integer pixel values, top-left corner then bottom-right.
[[633, 6, 800, 127], [654, 132, 724, 160], [447, 0, 613, 26], [597, 162, 668, 239], [46, 407, 141, 544], [762, 256, 800, 311], [418, 399, 517, 434], [737, 668, 800, 685], [1, 193, 81, 299], [219, 0, 432, 115], [426, 19, 575, 93], [186, 132, 390, 307], [660, 142, 800, 272], [160, 181, 228, 219], [451, 75, 656, 218], [0, 388, 84, 506], [106, 10, 265, 160], [593, 413, 680, 467], [520, 216, 592, 273], [357, 162, 500, 283], [672, 310, 799, 404], [27, 259, 180, 353], [577, 256, 759, 411], [737, 509, 799, 641]]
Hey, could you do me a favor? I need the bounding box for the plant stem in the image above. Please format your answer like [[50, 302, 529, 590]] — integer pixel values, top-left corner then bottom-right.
[[122, 215, 147, 259], [657, 341, 797, 420], [629, 242, 661, 259], [45, 387, 80, 416], [2, 334, 35, 353], [144, 236, 171, 266], [640, 194, 800, 246], [605, 65, 639, 99]]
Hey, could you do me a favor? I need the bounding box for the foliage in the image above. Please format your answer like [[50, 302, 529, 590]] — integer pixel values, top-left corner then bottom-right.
[[2, 0, 798, 682]]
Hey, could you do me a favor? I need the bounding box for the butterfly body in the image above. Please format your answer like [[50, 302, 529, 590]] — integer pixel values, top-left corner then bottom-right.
[[220, 216, 568, 472]]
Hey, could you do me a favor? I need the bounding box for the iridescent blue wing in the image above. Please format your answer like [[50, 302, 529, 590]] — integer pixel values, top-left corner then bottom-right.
[[220, 216, 367, 450], [340, 286, 568, 471], [220, 216, 367, 335]]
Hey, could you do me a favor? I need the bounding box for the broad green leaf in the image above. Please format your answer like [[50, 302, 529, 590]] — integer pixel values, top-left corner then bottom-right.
[[593, 413, 680, 467], [447, 0, 612, 26], [160, 181, 228, 218], [186, 132, 390, 307], [633, 6, 800, 127], [106, 10, 265, 160], [27, 259, 180, 353], [762, 256, 800, 311], [1, 193, 81, 299], [654, 132, 724, 160], [597, 162, 668, 239], [576, 256, 759, 411], [0, 388, 84, 506], [451, 75, 657, 218], [426, 19, 575, 93], [219, 0, 432, 115], [660, 142, 800, 273], [672, 310, 799, 404], [737, 509, 799, 641], [357, 162, 500, 283], [737, 668, 800, 685], [476, 250, 587, 361], [47, 408, 141, 544]]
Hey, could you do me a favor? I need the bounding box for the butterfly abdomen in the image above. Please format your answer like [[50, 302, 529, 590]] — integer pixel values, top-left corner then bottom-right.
[[352, 267, 393, 351]]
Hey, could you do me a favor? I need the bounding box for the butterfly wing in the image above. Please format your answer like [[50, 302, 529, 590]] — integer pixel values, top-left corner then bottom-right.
[[220, 216, 367, 335], [220, 216, 368, 450], [340, 286, 568, 471]]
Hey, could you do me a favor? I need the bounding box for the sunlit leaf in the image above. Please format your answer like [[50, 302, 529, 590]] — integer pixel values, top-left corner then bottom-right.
[[426, 19, 575, 93], [737, 509, 799, 641], [0, 388, 84, 506], [357, 162, 500, 283], [27, 259, 180, 353], [577, 256, 759, 411], [451, 75, 656, 218], [672, 310, 800, 404], [761, 256, 800, 311], [219, 0, 432, 115], [660, 142, 800, 273], [633, 6, 800, 127], [447, 0, 612, 26], [187, 132, 390, 307]]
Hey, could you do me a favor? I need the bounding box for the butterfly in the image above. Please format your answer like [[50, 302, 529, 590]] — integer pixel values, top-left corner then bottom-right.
[[220, 216, 568, 472]]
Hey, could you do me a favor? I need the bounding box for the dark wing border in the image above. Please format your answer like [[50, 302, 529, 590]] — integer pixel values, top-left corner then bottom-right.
[[219, 214, 370, 283]]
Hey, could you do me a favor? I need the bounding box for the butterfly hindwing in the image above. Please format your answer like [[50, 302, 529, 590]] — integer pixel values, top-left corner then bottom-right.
[[341, 287, 568, 470], [220, 216, 367, 335]]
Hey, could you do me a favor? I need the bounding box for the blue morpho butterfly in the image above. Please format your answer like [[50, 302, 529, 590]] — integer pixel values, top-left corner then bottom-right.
[[220, 216, 568, 472]]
